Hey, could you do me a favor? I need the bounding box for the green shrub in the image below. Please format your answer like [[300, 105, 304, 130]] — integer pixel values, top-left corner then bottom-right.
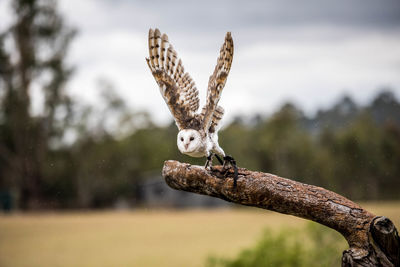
[[206, 223, 346, 267]]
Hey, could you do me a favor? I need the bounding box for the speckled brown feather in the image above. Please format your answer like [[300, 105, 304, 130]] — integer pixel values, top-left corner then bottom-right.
[[201, 105, 224, 133], [146, 28, 201, 130], [202, 32, 233, 132]]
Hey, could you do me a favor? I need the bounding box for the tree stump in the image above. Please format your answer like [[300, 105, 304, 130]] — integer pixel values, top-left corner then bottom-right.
[[162, 160, 400, 267]]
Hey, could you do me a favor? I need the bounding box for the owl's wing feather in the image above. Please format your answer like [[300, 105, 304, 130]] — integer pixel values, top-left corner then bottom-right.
[[201, 32, 233, 132], [146, 28, 200, 130], [201, 105, 224, 133]]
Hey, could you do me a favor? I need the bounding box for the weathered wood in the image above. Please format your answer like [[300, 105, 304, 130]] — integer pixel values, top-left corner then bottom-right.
[[162, 160, 400, 267]]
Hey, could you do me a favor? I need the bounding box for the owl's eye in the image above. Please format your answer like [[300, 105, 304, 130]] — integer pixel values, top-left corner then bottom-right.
[[189, 137, 194, 141], [180, 137, 184, 142]]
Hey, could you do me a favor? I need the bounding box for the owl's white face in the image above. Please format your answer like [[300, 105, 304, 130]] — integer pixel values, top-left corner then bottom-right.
[[177, 129, 202, 156]]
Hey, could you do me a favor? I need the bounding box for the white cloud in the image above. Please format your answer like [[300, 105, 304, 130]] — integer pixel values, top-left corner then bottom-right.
[[1, 0, 398, 125], [55, 0, 400, 124]]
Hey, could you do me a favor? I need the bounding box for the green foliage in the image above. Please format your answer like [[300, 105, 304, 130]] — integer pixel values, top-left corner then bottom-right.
[[206, 223, 346, 267]]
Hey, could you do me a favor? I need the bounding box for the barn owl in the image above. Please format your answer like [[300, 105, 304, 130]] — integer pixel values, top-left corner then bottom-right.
[[146, 28, 238, 186]]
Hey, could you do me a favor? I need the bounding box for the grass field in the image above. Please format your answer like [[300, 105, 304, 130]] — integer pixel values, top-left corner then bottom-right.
[[0, 202, 399, 267]]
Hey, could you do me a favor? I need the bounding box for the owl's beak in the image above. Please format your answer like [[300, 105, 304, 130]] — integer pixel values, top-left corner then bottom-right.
[[184, 144, 189, 150]]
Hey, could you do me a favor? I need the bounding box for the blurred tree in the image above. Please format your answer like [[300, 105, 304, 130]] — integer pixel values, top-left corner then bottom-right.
[[0, 0, 76, 209], [369, 90, 400, 126], [219, 117, 257, 170], [252, 103, 317, 183], [379, 122, 400, 199], [327, 113, 382, 199]]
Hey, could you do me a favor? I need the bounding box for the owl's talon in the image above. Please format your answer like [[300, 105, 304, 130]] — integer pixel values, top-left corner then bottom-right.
[[223, 155, 238, 188]]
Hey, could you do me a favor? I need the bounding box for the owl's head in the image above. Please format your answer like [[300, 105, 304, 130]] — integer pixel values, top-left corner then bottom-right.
[[177, 129, 202, 155]]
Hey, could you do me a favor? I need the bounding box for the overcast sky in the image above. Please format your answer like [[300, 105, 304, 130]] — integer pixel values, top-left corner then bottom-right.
[[1, 0, 400, 124]]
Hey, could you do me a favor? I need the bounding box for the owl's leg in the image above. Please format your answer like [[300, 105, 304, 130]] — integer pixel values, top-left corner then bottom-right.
[[210, 133, 238, 186], [223, 155, 238, 188], [204, 153, 214, 170], [212, 142, 225, 165], [215, 154, 224, 165], [205, 153, 223, 171]]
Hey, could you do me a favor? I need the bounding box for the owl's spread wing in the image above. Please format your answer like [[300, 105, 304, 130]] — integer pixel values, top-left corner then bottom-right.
[[146, 28, 200, 130], [201, 32, 233, 132]]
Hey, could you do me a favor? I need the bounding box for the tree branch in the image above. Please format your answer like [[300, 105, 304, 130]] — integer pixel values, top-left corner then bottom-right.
[[162, 160, 400, 267]]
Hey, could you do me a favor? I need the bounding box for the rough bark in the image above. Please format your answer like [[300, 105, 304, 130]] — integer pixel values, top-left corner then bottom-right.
[[162, 160, 400, 267]]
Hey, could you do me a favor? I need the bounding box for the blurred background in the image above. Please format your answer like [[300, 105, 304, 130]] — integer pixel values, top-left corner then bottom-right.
[[0, 0, 399, 266]]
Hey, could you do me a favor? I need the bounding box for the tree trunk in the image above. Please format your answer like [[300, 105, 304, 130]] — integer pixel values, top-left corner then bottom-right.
[[162, 160, 400, 267]]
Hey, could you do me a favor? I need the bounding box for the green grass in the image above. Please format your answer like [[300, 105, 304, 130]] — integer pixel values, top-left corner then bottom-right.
[[0, 202, 399, 267]]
